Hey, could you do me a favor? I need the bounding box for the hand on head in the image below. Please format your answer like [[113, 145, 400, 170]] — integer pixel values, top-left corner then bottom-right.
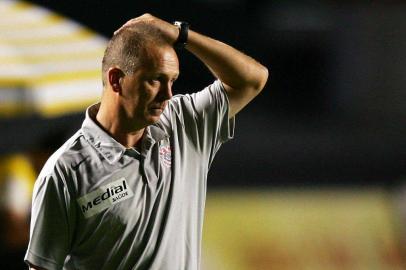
[[114, 13, 179, 45]]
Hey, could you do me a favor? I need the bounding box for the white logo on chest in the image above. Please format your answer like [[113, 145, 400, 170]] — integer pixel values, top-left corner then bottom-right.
[[77, 178, 134, 218]]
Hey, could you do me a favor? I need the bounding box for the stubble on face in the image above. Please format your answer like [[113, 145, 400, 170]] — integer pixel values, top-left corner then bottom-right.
[[120, 45, 179, 130]]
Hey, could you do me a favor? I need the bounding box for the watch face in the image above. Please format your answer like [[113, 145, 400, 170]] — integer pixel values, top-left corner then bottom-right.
[[174, 21, 182, 28]]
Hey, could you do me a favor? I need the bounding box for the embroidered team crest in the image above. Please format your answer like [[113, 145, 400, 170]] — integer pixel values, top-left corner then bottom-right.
[[159, 144, 172, 167]]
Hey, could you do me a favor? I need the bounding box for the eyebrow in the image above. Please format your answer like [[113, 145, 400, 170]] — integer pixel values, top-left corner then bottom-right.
[[155, 71, 179, 80]]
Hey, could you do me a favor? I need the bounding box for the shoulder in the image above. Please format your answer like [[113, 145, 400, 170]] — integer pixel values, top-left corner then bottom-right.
[[167, 80, 226, 110], [157, 80, 228, 129], [38, 130, 90, 180]]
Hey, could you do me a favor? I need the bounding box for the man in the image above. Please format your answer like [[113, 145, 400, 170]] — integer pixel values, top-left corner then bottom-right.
[[25, 14, 268, 270]]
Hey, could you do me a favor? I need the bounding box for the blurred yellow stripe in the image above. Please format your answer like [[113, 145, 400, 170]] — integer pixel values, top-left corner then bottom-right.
[[0, 78, 26, 87], [0, 49, 104, 64], [0, 1, 104, 117], [31, 70, 100, 86], [0, 13, 63, 29], [0, 1, 38, 20], [0, 69, 100, 87], [0, 98, 98, 117], [39, 98, 99, 117], [0, 103, 32, 117], [7, 0, 33, 11], [5, 29, 97, 45], [0, 95, 100, 116]]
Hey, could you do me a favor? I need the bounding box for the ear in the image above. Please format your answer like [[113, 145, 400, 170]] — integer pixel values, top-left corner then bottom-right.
[[107, 67, 124, 93]]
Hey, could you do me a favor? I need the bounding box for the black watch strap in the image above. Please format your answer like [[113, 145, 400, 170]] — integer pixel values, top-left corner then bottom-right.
[[173, 21, 189, 49]]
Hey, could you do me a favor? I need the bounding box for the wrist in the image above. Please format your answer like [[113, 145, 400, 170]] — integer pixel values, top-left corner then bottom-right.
[[173, 21, 189, 49]]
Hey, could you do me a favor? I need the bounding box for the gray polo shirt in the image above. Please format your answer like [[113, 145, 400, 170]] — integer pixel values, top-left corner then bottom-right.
[[25, 80, 234, 270]]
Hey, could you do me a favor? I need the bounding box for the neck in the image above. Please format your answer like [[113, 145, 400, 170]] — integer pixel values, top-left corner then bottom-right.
[[95, 101, 145, 149], [112, 128, 145, 150]]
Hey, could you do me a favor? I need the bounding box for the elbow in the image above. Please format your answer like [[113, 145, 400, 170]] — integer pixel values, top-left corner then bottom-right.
[[224, 63, 269, 97], [251, 64, 269, 94], [259, 65, 269, 91]]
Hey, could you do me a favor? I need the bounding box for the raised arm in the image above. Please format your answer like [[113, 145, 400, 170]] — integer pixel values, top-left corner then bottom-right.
[[116, 14, 269, 118], [185, 30, 268, 118]]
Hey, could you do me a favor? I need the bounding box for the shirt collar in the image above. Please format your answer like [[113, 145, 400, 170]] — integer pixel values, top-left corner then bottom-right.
[[81, 103, 169, 164]]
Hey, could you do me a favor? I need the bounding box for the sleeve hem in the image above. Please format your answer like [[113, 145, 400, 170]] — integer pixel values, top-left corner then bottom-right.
[[25, 250, 63, 270], [217, 80, 235, 142]]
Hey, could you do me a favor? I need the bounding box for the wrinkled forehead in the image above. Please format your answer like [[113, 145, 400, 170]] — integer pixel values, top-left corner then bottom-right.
[[141, 45, 180, 75]]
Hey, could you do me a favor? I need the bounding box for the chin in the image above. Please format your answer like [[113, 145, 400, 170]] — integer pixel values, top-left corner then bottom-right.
[[145, 115, 161, 125]]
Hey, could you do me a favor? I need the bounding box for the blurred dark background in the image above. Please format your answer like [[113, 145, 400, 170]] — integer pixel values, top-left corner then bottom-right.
[[3, 0, 405, 188], [1, 1, 406, 269]]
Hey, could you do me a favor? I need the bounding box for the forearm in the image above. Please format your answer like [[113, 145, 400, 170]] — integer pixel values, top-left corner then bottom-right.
[[115, 14, 268, 92], [185, 29, 268, 117], [186, 30, 268, 92], [115, 14, 269, 117]]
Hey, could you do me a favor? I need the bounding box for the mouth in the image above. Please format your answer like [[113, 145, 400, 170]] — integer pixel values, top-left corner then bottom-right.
[[148, 104, 165, 115], [150, 108, 163, 113]]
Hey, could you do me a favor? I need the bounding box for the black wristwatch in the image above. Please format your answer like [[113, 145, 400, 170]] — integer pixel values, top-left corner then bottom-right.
[[173, 21, 189, 49]]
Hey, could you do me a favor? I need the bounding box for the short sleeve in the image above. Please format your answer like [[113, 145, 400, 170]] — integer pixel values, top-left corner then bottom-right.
[[162, 80, 235, 165], [24, 170, 74, 270]]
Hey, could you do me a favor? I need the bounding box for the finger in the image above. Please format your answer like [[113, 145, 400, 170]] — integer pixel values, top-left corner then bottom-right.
[[114, 19, 137, 35], [113, 14, 158, 36]]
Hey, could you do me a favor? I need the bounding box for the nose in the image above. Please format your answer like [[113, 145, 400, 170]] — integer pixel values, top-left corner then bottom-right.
[[159, 82, 173, 101]]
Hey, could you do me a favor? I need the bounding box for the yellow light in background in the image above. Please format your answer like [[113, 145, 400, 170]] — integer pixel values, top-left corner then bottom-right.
[[202, 189, 404, 270], [0, 0, 107, 117]]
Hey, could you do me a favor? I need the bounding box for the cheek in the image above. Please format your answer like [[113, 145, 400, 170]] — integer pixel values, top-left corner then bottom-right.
[[144, 87, 161, 102], [140, 81, 156, 96], [131, 85, 150, 103]]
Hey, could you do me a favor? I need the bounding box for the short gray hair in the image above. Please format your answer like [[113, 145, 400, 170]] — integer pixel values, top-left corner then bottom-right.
[[101, 23, 169, 86]]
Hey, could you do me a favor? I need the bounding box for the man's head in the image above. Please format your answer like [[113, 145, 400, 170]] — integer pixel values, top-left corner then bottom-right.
[[102, 23, 169, 87], [100, 23, 179, 129]]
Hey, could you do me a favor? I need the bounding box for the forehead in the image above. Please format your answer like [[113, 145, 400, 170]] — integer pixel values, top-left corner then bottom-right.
[[142, 45, 179, 76]]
